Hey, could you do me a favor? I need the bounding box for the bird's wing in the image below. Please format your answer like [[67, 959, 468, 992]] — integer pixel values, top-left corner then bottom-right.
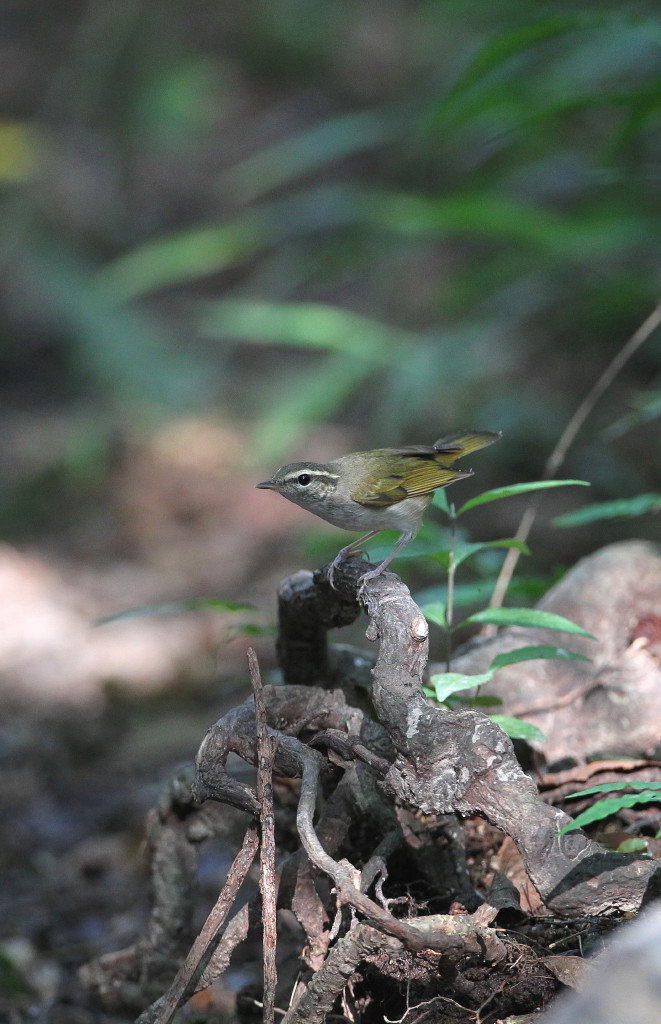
[[352, 466, 472, 506]]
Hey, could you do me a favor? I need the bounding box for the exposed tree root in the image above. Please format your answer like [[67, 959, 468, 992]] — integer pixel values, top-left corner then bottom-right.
[[80, 550, 661, 1021]]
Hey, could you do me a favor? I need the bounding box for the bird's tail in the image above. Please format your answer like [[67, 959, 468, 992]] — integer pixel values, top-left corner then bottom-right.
[[433, 430, 502, 465]]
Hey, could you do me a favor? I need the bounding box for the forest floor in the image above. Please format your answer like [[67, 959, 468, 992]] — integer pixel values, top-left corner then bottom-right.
[[2, 418, 661, 1024]]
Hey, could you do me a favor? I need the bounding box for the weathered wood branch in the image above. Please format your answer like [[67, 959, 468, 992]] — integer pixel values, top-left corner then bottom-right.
[[276, 555, 661, 916], [84, 544, 661, 1019]]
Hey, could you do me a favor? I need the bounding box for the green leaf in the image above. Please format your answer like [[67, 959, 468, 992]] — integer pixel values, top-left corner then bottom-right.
[[449, 695, 503, 708], [616, 837, 650, 854], [415, 574, 553, 612], [566, 781, 661, 799], [553, 494, 661, 527], [201, 299, 416, 364], [428, 670, 495, 702], [96, 219, 264, 303], [429, 538, 530, 571], [95, 184, 368, 303], [432, 488, 451, 514], [97, 598, 255, 625], [29, 235, 210, 409], [433, 15, 580, 126], [457, 480, 590, 515], [250, 351, 378, 461], [228, 623, 275, 637], [488, 715, 546, 743], [558, 791, 661, 834], [605, 391, 661, 439], [373, 522, 451, 560], [222, 107, 399, 203], [374, 190, 653, 257], [420, 601, 447, 627], [460, 607, 595, 638], [489, 645, 591, 669]]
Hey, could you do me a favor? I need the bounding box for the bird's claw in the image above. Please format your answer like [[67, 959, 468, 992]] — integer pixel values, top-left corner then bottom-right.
[[328, 548, 370, 591], [327, 558, 342, 590], [356, 567, 384, 601]]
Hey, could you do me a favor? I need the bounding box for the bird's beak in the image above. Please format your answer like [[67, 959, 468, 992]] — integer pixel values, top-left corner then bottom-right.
[[255, 480, 275, 489]]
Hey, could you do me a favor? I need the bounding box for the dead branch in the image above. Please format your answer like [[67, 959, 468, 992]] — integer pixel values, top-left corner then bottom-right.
[[276, 569, 361, 687], [197, 766, 385, 990], [139, 824, 260, 1024], [82, 540, 661, 1022], [195, 685, 467, 953], [281, 555, 661, 917], [249, 648, 278, 1024], [282, 912, 508, 1024], [280, 923, 402, 1024], [295, 741, 475, 954]]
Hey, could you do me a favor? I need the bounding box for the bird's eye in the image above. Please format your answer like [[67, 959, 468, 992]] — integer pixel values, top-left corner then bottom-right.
[[297, 473, 311, 486]]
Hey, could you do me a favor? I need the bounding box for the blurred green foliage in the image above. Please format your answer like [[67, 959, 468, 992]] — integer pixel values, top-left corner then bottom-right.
[[1, 0, 660, 548]]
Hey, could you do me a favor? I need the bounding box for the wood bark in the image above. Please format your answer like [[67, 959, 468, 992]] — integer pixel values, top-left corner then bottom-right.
[[270, 554, 661, 917]]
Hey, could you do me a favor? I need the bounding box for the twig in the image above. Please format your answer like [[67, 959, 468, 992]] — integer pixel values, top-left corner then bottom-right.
[[196, 900, 252, 990], [295, 749, 466, 954], [281, 924, 402, 1024], [310, 729, 392, 777], [144, 823, 260, 1024], [489, 299, 661, 612], [359, 830, 402, 895], [249, 648, 279, 1024]]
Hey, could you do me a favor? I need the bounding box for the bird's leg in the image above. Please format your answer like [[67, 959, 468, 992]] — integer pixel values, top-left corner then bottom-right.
[[356, 529, 414, 598], [328, 531, 380, 589]]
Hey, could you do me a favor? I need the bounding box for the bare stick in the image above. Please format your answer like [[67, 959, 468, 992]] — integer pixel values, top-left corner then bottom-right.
[[489, 299, 661, 611], [146, 823, 260, 1024], [295, 749, 470, 954], [282, 924, 402, 1024], [359, 830, 402, 895], [249, 648, 278, 1024]]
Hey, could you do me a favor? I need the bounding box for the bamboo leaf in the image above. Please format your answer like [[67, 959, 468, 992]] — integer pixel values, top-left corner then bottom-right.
[[420, 601, 447, 627], [566, 781, 661, 799], [98, 598, 255, 625], [559, 791, 661, 834], [488, 715, 546, 743], [429, 538, 530, 571], [200, 299, 415, 363], [459, 607, 595, 638], [490, 645, 591, 669], [428, 670, 495, 702], [553, 494, 661, 527], [457, 480, 589, 515]]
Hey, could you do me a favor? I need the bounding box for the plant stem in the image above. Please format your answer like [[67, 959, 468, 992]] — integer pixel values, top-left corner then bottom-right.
[[445, 503, 457, 670], [489, 298, 661, 614]]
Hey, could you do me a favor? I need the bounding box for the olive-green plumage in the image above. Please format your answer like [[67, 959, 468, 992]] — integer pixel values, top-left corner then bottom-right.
[[256, 430, 501, 594]]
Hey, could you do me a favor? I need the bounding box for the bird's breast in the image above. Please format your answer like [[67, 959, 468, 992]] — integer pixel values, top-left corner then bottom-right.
[[313, 493, 432, 533]]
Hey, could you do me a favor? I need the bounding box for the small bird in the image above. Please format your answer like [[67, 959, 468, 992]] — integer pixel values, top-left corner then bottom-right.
[[256, 430, 501, 594]]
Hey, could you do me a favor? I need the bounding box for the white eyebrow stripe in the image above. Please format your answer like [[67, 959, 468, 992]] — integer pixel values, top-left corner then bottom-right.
[[283, 470, 339, 484]]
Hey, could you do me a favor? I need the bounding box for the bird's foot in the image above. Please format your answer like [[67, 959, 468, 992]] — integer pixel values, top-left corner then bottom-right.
[[327, 555, 343, 590], [327, 548, 369, 590], [356, 565, 385, 601]]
